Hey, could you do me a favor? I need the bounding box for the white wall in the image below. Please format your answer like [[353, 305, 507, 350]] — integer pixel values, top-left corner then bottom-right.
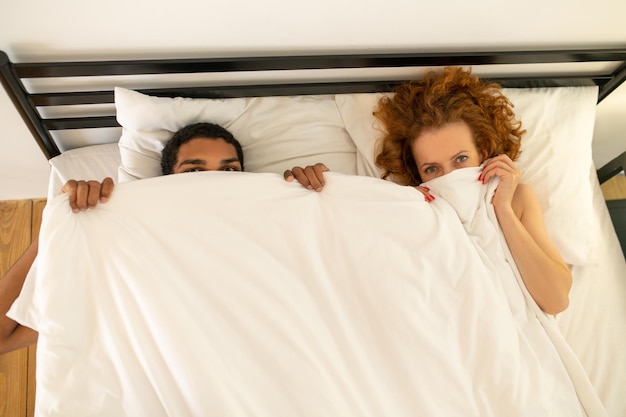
[[594, 81, 626, 167], [1, 0, 626, 199]]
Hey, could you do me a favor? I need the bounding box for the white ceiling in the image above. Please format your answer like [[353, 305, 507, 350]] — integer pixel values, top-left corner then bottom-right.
[[1, 0, 625, 199]]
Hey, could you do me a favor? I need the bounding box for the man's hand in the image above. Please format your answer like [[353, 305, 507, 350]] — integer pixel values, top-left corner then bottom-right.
[[61, 177, 115, 213], [284, 163, 330, 192]]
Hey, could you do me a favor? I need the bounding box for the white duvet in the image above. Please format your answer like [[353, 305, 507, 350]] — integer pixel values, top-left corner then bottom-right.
[[10, 168, 605, 417]]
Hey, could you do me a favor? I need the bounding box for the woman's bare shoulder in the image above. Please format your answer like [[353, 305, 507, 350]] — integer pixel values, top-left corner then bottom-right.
[[512, 183, 540, 219], [511, 183, 541, 220]]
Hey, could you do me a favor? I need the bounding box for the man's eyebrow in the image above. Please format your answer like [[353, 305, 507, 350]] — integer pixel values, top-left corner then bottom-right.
[[176, 157, 241, 169], [177, 159, 207, 169], [221, 157, 240, 165]]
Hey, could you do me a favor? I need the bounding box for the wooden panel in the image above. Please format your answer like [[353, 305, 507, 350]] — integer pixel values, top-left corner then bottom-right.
[[25, 346, 35, 417], [0, 348, 28, 417], [0, 200, 32, 417], [0, 201, 32, 269], [26, 199, 44, 417], [601, 172, 626, 200], [30, 199, 46, 241]]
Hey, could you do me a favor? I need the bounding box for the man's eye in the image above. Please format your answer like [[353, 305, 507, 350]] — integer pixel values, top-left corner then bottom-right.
[[184, 168, 202, 173], [223, 166, 237, 172]]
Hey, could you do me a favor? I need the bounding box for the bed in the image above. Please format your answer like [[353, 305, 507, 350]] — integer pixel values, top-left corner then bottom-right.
[[1, 48, 626, 417]]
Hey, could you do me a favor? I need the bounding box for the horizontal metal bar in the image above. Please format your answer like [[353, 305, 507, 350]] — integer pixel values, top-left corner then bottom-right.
[[14, 49, 626, 78], [30, 76, 611, 107], [31, 91, 114, 106], [43, 116, 118, 130]]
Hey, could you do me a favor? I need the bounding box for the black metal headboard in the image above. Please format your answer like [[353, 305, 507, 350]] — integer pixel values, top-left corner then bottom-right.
[[1, 48, 626, 160], [598, 151, 626, 185]]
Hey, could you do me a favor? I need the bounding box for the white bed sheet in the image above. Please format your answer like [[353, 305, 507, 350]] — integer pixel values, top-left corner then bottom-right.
[[555, 165, 626, 417], [44, 140, 626, 417], [14, 171, 605, 416]]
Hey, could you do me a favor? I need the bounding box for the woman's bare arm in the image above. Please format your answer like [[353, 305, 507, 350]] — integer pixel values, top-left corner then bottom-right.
[[496, 184, 572, 315], [481, 155, 571, 315]]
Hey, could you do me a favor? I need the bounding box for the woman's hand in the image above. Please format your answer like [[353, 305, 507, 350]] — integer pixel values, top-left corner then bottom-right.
[[61, 177, 115, 213], [284, 163, 330, 192], [414, 186, 435, 203], [479, 154, 520, 210]]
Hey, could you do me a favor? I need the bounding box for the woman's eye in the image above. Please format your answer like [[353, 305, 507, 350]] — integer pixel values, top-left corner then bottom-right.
[[424, 166, 437, 174], [456, 155, 468, 163]]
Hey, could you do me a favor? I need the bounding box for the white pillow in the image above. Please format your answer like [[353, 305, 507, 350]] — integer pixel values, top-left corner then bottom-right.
[[48, 143, 121, 200], [115, 87, 357, 181], [334, 86, 600, 267]]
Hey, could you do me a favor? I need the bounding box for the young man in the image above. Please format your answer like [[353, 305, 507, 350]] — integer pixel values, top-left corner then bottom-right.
[[65, 122, 329, 212], [1, 122, 327, 354], [66, 122, 245, 212]]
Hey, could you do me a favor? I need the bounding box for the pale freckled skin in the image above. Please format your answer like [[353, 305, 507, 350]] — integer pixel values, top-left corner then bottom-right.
[[411, 121, 485, 182]]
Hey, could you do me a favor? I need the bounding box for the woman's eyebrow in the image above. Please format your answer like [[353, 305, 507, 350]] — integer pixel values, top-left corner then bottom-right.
[[450, 150, 469, 160]]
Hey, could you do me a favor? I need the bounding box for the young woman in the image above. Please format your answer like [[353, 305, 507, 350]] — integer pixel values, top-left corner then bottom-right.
[[288, 67, 572, 315], [373, 67, 571, 315]]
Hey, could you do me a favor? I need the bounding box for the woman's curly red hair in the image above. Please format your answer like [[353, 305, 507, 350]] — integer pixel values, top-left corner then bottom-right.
[[374, 67, 525, 185]]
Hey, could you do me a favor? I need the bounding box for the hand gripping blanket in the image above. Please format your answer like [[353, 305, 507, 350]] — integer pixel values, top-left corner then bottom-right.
[[10, 169, 605, 417]]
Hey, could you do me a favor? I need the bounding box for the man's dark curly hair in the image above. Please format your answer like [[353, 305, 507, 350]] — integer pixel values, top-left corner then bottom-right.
[[160, 122, 244, 175]]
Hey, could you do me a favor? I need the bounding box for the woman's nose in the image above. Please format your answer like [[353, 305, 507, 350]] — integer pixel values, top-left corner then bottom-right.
[[441, 166, 454, 176]]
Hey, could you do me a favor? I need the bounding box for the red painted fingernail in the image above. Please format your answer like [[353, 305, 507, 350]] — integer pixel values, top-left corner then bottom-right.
[[423, 186, 430, 191]]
